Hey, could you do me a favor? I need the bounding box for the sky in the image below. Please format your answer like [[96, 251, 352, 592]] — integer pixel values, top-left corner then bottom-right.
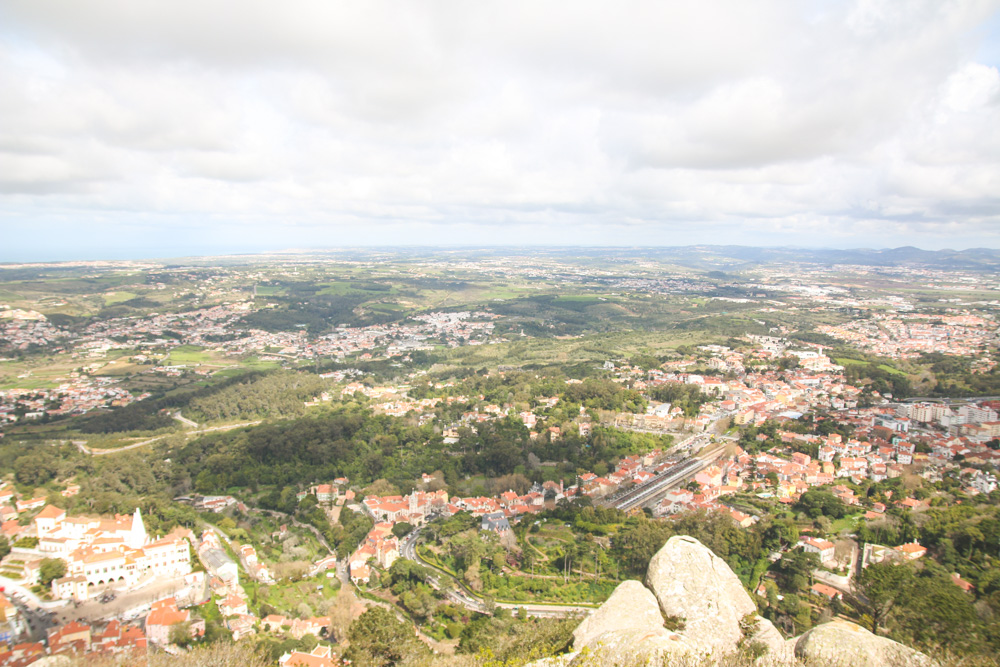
[[2, 0, 1000, 261]]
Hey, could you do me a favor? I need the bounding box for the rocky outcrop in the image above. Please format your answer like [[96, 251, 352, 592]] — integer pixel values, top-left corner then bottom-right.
[[571, 579, 665, 649], [569, 627, 696, 665], [794, 619, 936, 666], [32, 658, 72, 667], [753, 616, 796, 664], [531, 535, 934, 667], [645, 534, 757, 656]]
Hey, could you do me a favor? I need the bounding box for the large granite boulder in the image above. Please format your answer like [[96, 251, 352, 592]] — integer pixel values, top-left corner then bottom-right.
[[794, 619, 937, 666], [645, 535, 757, 657], [568, 627, 695, 666], [751, 616, 796, 665], [572, 579, 665, 649], [528, 535, 935, 667]]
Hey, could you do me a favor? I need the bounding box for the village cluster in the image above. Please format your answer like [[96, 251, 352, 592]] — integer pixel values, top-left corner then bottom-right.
[[0, 305, 497, 434], [818, 313, 998, 360]]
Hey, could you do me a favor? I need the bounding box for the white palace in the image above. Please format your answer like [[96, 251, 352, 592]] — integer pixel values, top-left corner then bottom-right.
[[30, 505, 192, 602]]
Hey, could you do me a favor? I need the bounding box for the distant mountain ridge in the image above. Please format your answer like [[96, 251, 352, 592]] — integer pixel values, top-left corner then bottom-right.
[[588, 245, 1000, 271], [304, 245, 1000, 271], [21, 245, 997, 270]]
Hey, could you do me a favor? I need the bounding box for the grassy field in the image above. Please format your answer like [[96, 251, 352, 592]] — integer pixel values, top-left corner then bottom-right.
[[315, 281, 353, 296], [365, 302, 408, 314], [0, 374, 61, 391], [103, 291, 138, 305], [834, 358, 908, 377], [829, 513, 863, 534], [165, 345, 216, 364], [247, 573, 340, 618], [0, 354, 84, 391], [212, 358, 283, 376], [92, 358, 145, 376], [835, 358, 871, 367]]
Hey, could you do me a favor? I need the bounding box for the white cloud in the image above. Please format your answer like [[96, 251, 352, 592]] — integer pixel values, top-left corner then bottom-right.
[[1, 0, 1000, 257]]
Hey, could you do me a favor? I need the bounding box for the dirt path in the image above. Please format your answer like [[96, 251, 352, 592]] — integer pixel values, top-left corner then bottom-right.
[[525, 534, 556, 562], [73, 420, 261, 455]]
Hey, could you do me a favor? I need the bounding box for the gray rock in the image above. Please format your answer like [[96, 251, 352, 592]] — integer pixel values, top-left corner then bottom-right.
[[31, 658, 72, 667], [750, 616, 796, 665], [568, 627, 694, 666], [528, 655, 577, 667], [645, 535, 757, 657], [529, 536, 935, 667], [572, 580, 665, 650], [794, 619, 937, 667]]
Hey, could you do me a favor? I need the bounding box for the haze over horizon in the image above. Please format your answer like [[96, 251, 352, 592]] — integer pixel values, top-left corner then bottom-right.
[[2, 1, 1000, 261]]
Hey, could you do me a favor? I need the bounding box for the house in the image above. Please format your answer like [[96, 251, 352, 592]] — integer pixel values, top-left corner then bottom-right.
[[896, 497, 925, 511], [34, 505, 66, 536], [727, 509, 757, 528], [262, 614, 291, 633], [46, 621, 91, 654], [201, 547, 239, 584], [0, 592, 21, 645], [801, 538, 836, 564], [289, 616, 330, 640], [219, 594, 249, 617], [15, 497, 46, 513], [810, 583, 842, 601], [0, 642, 44, 666], [894, 542, 927, 561], [279, 644, 340, 667], [952, 573, 975, 593], [91, 620, 147, 654], [226, 614, 256, 641], [481, 512, 511, 534], [52, 574, 90, 602], [349, 563, 371, 585], [144, 598, 205, 645]]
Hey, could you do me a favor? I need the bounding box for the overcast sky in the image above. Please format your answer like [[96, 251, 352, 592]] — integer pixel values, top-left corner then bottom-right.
[[2, 0, 1000, 261]]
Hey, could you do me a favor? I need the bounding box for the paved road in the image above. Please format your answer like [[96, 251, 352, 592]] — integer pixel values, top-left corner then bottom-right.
[[172, 411, 199, 428], [1, 582, 65, 641], [54, 573, 202, 626], [74, 420, 261, 455]]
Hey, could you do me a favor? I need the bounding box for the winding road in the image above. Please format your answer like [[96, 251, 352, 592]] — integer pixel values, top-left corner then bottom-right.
[[73, 420, 261, 456]]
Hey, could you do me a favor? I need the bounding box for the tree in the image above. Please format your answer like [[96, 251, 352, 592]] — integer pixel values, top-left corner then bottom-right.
[[895, 572, 977, 649], [794, 490, 848, 519], [774, 550, 819, 594], [391, 522, 412, 540], [327, 586, 356, 643], [169, 621, 194, 647], [854, 562, 913, 634], [346, 607, 428, 666], [39, 558, 67, 586]]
